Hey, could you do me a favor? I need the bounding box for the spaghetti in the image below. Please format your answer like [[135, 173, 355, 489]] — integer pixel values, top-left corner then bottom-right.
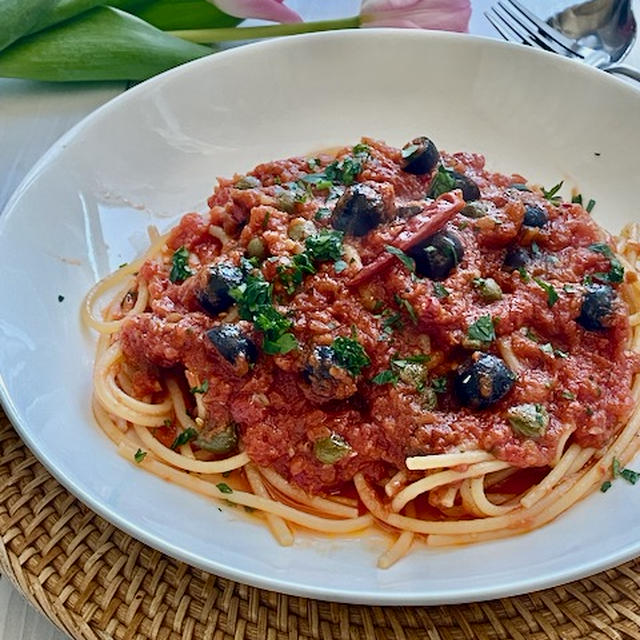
[[84, 137, 640, 567]]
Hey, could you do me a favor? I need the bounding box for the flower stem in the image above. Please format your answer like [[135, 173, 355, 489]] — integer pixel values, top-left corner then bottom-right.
[[168, 16, 361, 44]]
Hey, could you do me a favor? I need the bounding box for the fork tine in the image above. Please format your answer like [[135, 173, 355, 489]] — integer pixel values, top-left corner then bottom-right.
[[484, 9, 531, 45], [494, 2, 571, 56], [500, 0, 586, 58]]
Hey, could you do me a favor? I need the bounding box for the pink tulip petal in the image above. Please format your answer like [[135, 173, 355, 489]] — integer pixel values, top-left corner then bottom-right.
[[360, 0, 471, 32], [209, 0, 303, 23]]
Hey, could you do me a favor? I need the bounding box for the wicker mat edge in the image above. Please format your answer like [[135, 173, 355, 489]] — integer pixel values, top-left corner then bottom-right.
[[3, 413, 640, 640]]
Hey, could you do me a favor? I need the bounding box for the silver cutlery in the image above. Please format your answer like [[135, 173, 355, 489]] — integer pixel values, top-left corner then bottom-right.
[[485, 0, 640, 82]]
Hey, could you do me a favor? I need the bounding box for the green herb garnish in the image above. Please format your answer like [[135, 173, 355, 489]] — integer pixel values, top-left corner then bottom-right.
[[588, 243, 624, 284], [216, 482, 233, 494], [542, 181, 563, 203], [171, 428, 198, 450], [190, 380, 209, 394], [305, 229, 344, 262], [433, 282, 450, 299], [169, 246, 192, 283], [385, 245, 415, 273], [332, 334, 371, 377], [395, 294, 418, 325], [467, 314, 496, 344], [134, 449, 147, 463], [372, 369, 398, 385], [534, 278, 559, 307], [428, 164, 458, 198], [230, 269, 297, 355]]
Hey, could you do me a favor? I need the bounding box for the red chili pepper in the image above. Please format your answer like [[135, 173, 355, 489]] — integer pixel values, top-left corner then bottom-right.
[[348, 191, 465, 287]]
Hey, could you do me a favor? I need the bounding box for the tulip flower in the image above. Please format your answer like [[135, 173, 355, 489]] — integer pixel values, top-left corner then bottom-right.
[[360, 0, 471, 32], [0, 0, 472, 82], [210, 0, 302, 23], [173, 0, 471, 44]]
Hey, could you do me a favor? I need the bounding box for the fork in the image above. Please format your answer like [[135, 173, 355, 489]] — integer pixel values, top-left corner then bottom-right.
[[485, 0, 640, 82]]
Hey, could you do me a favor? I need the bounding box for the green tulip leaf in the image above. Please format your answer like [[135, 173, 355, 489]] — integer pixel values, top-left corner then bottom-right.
[[0, 0, 57, 51], [117, 0, 242, 31], [0, 6, 212, 81]]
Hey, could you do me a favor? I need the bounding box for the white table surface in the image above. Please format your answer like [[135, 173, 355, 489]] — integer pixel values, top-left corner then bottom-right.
[[0, 0, 634, 637]]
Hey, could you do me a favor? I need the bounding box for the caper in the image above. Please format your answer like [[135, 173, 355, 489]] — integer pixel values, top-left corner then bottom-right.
[[398, 362, 429, 388], [234, 175, 261, 190], [195, 422, 238, 454], [473, 277, 503, 301], [314, 433, 352, 464], [288, 218, 317, 241], [461, 201, 489, 219], [276, 190, 296, 213], [246, 237, 265, 260], [506, 403, 549, 438]]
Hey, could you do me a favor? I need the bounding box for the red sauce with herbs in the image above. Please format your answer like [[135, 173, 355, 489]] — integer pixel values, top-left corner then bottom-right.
[[120, 138, 639, 494]]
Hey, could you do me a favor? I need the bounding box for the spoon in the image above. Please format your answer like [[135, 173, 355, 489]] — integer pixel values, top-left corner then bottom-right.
[[548, 0, 640, 79]]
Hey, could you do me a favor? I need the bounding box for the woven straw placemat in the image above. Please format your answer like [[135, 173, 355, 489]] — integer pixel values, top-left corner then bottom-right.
[[2, 410, 640, 640]]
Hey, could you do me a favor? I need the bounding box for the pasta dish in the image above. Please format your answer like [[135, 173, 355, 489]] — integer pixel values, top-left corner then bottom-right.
[[83, 137, 640, 568]]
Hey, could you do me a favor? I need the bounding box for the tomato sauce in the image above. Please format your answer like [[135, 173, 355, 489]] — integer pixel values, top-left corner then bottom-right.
[[120, 138, 639, 493]]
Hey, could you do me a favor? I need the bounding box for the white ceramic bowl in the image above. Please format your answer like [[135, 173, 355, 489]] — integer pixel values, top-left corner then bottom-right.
[[1, 30, 640, 605]]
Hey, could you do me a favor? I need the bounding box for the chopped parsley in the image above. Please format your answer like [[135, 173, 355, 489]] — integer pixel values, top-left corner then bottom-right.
[[305, 229, 344, 262], [517, 266, 530, 282], [428, 165, 457, 198], [588, 243, 624, 284], [134, 449, 147, 463], [190, 380, 209, 394], [302, 145, 370, 189], [602, 458, 640, 492], [541, 181, 563, 203], [466, 314, 496, 344], [332, 334, 371, 377], [385, 245, 415, 273], [571, 193, 596, 213], [509, 183, 531, 192], [57, 294, 65, 302], [395, 294, 418, 325], [534, 278, 559, 307], [169, 246, 193, 283], [372, 369, 398, 385], [216, 482, 233, 494], [230, 269, 297, 355], [433, 282, 450, 299], [278, 230, 345, 294], [560, 390, 576, 400], [171, 428, 198, 450], [277, 253, 316, 294]]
